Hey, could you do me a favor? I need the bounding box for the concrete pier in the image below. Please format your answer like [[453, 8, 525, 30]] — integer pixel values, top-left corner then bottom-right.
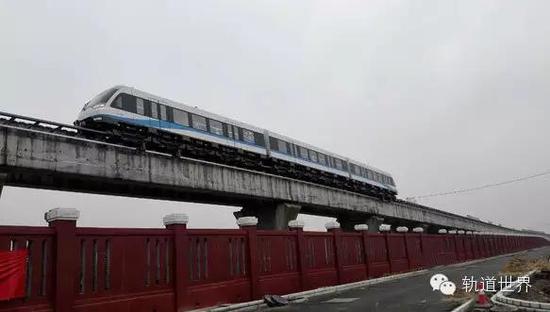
[[234, 202, 301, 230]]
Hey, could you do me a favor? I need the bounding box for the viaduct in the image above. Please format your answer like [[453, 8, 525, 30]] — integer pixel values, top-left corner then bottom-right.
[[0, 122, 529, 234]]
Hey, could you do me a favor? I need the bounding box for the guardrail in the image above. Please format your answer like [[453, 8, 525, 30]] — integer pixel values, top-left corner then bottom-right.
[[0, 209, 547, 312]]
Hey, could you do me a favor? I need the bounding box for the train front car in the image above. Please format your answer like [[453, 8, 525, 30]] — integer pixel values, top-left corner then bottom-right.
[[74, 86, 161, 148], [74, 86, 124, 130]]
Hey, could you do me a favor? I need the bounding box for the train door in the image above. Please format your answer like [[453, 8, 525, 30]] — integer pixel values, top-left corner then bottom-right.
[[148, 98, 160, 129]]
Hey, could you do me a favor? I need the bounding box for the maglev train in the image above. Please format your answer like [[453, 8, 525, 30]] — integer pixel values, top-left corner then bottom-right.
[[75, 86, 398, 199]]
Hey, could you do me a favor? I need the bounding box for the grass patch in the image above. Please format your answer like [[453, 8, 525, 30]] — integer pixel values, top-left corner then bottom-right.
[[500, 256, 550, 277]]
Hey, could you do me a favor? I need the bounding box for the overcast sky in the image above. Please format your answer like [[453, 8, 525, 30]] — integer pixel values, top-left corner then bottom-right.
[[0, 1, 549, 232]]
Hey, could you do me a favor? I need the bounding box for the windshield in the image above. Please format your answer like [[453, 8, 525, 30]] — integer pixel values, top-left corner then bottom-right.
[[84, 87, 118, 110]]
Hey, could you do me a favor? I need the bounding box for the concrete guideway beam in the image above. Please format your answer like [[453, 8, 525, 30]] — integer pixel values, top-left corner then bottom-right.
[[0, 124, 533, 235]]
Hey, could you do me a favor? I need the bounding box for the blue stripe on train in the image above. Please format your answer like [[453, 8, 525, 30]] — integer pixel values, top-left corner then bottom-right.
[[94, 113, 264, 149]]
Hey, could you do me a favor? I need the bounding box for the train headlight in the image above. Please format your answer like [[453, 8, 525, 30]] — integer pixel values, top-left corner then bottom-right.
[[91, 103, 106, 109]]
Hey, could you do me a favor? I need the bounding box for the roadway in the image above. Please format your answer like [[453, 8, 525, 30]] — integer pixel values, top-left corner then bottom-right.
[[266, 247, 550, 312]]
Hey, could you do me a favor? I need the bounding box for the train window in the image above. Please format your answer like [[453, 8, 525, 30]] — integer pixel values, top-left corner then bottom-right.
[[269, 137, 277, 150], [298, 146, 309, 160], [173, 109, 189, 126], [254, 132, 265, 146], [334, 158, 343, 170], [350, 164, 357, 175], [277, 139, 288, 154], [97, 88, 118, 104], [390, 177, 395, 186], [87, 88, 118, 110], [209, 119, 223, 136], [233, 126, 241, 140], [227, 124, 234, 138], [136, 98, 145, 115], [192, 114, 207, 131], [124, 94, 137, 113], [166, 107, 174, 122], [159, 105, 168, 121], [150, 102, 158, 119], [143, 100, 151, 117], [318, 153, 327, 165], [338, 159, 345, 170], [112, 95, 122, 109], [242, 129, 255, 144], [309, 150, 318, 163]]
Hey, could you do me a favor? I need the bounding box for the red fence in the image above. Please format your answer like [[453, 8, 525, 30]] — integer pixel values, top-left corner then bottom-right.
[[0, 216, 547, 312]]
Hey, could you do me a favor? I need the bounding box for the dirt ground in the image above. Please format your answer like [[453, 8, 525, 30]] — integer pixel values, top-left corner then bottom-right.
[[501, 255, 550, 303], [499, 256, 550, 277], [507, 271, 550, 303]]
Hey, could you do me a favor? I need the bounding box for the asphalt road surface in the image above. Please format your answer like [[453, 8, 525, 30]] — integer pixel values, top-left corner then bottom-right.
[[267, 247, 550, 312]]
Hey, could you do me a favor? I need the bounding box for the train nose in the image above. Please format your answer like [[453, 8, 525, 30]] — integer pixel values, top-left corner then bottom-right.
[[76, 109, 86, 121], [76, 107, 94, 122]]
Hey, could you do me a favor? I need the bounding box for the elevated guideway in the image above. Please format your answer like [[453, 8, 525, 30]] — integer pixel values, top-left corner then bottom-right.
[[0, 111, 543, 235]]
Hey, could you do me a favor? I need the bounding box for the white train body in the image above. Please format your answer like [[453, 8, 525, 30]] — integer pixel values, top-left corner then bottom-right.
[[76, 86, 398, 195]]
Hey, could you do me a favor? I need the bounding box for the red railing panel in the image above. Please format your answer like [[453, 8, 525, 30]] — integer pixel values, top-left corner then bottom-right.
[[405, 234, 424, 269], [0, 226, 55, 312], [387, 234, 409, 273], [256, 232, 300, 296], [0, 223, 547, 312], [339, 233, 366, 283], [365, 234, 390, 278]]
